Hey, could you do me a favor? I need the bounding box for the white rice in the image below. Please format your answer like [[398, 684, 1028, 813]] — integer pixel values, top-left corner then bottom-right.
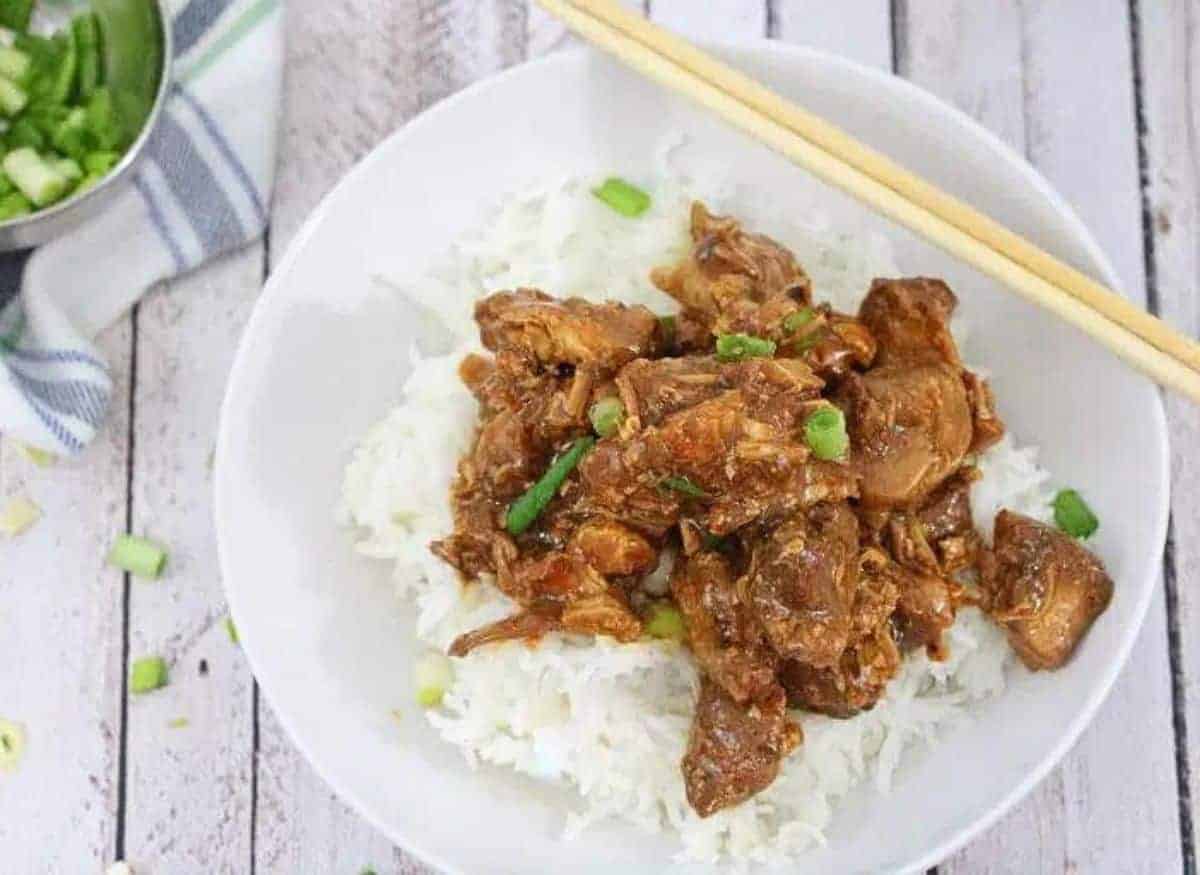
[[339, 172, 1056, 866]]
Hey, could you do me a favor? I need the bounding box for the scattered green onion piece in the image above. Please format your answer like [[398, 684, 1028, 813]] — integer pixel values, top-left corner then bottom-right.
[[83, 149, 118, 175], [0, 717, 27, 772], [795, 329, 825, 353], [0, 494, 39, 536], [1052, 489, 1099, 539], [48, 27, 76, 104], [71, 13, 100, 100], [588, 396, 625, 438], [660, 475, 707, 498], [0, 75, 25, 116], [0, 170, 12, 197], [414, 651, 453, 708], [803, 406, 849, 461], [129, 656, 169, 695], [0, 189, 29, 219], [75, 170, 103, 192], [592, 176, 651, 217], [645, 602, 687, 642], [224, 616, 239, 644], [85, 86, 122, 150], [12, 440, 55, 466], [0, 0, 34, 33], [167, 717, 189, 729], [3, 147, 68, 206], [107, 534, 168, 579], [360, 869, 378, 875], [505, 436, 595, 535], [51, 155, 81, 183], [0, 46, 29, 81], [782, 307, 815, 334], [715, 333, 776, 362]]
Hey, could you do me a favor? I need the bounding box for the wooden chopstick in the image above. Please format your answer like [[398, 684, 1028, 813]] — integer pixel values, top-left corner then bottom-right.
[[537, 0, 1200, 404]]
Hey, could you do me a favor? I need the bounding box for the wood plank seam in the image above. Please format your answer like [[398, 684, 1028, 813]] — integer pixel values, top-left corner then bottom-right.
[[1129, 0, 1198, 870]]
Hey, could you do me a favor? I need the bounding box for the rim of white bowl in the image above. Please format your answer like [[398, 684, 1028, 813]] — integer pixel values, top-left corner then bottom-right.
[[216, 39, 1171, 875]]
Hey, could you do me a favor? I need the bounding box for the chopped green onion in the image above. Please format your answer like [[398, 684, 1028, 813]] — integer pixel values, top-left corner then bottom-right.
[[48, 27, 76, 104], [75, 171, 103, 192], [107, 534, 168, 579], [71, 13, 100, 100], [3, 147, 68, 206], [5, 116, 42, 149], [0, 0, 34, 33], [660, 475, 707, 498], [1052, 489, 1099, 539], [592, 176, 651, 217], [0, 190, 29, 219], [588, 396, 625, 438], [130, 656, 169, 695], [505, 436, 595, 535], [51, 156, 81, 182], [12, 440, 55, 466], [83, 149, 118, 175], [795, 329, 825, 353], [658, 313, 676, 345], [51, 105, 89, 158], [0, 494, 39, 536], [224, 616, 239, 644], [167, 717, 189, 729], [360, 869, 378, 875], [645, 602, 686, 642], [0, 46, 30, 81], [782, 307, 815, 334], [0, 75, 25, 116], [715, 333, 776, 362], [803, 406, 849, 461], [414, 651, 453, 708], [85, 86, 123, 150], [0, 718, 27, 772]]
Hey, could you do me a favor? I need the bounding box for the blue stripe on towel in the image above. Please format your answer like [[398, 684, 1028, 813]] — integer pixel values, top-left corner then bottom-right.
[[173, 0, 236, 57], [133, 172, 189, 272]]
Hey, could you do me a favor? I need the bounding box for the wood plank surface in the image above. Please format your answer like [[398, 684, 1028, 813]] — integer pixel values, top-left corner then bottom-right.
[[121, 250, 261, 873], [0, 323, 131, 872], [900, 2, 1184, 871], [1137, 2, 1200, 871]]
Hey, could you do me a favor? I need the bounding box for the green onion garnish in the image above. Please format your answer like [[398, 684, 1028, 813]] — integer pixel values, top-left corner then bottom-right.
[[167, 717, 189, 729], [715, 333, 776, 362], [3, 147, 69, 206], [0, 718, 27, 772], [1052, 489, 1099, 539], [645, 602, 687, 642], [782, 307, 815, 334], [0, 495, 40, 536], [588, 397, 625, 438], [107, 534, 168, 579], [129, 656, 169, 695], [592, 177, 651, 217], [0, 0, 34, 32], [505, 436, 595, 535], [414, 652, 454, 708], [661, 475, 707, 498], [803, 407, 849, 461], [224, 616, 239, 644]]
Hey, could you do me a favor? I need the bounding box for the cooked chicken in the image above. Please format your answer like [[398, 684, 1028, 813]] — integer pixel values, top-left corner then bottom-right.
[[779, 548, 901, 717], [742, 502, 860, 667], [670, 551, 779, 705], [429, 201, 1111, 819], [982, 510, 1113, 670], [681, 679, 801, 818], [651, 202, 812, 340], [476, 288, 660, 372]]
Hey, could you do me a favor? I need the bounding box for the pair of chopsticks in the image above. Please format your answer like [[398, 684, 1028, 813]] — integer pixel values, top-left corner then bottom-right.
[[537, 0, 1200, 404]]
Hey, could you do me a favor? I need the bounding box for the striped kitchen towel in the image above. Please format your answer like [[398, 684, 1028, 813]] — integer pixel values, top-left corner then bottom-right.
[[0, 0, 283, 454]]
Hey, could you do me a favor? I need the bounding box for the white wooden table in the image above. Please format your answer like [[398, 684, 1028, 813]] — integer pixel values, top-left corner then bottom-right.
[[1, 1, 1196, 872]]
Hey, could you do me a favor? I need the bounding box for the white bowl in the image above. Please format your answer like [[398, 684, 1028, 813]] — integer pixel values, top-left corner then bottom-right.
[[215, 43, 1169, 874]]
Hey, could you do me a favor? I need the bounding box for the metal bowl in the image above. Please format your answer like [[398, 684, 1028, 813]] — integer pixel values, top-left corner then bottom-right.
[[0, 0, 171, 250]]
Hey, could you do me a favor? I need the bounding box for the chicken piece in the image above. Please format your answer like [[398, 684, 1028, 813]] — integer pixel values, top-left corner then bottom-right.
[[476, 289, 659, 373], [651, 202, 812, 338], [615, 356, 728, 431], [681, 679, 801, 818], [963, 370, 1005, 453], [742, 502, 861, 667], [780, 547, 902, 716], [448, 608, 561, 657], [982, 510, 1113, 670], [726, 357, 825, 431], [858, 277, 960, 366], [837, 362, 973, 509], [670, 551, 779, 705], [471, 409, 542, 499], [779, 307, 877, 383], [567, 518, 658, 577], [894, 569, 961, 658]]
